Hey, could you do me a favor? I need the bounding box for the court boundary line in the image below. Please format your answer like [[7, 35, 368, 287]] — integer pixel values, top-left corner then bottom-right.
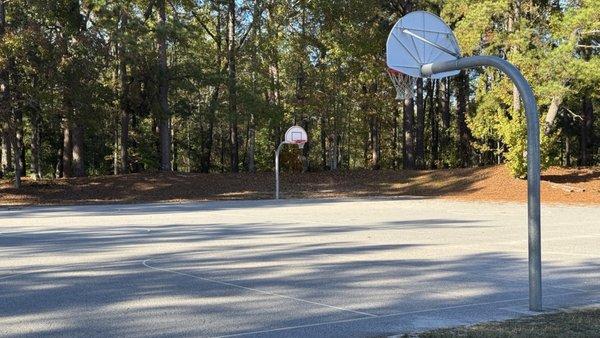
[[142, 256, 594, 338], [142, 259, 377, 317], [0, 273, 27, 281], [212, 290, 592, 338]]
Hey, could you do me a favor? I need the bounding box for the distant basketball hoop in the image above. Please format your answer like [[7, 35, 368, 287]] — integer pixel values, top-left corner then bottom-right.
[[275, 126, 308, 199], [284, 126, 308, 149]]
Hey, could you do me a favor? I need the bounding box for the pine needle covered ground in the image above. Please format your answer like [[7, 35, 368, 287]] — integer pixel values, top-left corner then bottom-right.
[[1, 166, 598, 207]]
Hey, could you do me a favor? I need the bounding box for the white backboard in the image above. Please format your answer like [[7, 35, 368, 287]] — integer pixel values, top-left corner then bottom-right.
[[386, 11, 461, 79], [284, 126, 308, 145]]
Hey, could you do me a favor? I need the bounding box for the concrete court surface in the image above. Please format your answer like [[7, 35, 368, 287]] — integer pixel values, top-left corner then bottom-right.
[[0, 197, 598, 337]]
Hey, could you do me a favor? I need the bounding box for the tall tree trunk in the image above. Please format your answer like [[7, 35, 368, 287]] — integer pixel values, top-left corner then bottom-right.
[[245, 0, 262, 174], [119, 9, 129, 174], [544, 96, 563, 134], [320, 116, 327, 170], [8, 45, 23, 183], [589, 100, 596, 164], [579, 96, 594, 166], [172, 124, 178, 171], [415, 78, 425, 169], [227, 0, 239, 172], [331, 131, 339, 171], [3, 4, 21, 186], [246, 113, 256, 172], [456, 70, 470, 167], [113, 123, 118, 175], [370, 115, 381, 170], [72, 120, 85, 177], [199, 5, 222, 174], [15, 108, 24, 178], [564, 137, 571, 167], [11, 106, 22, 186], [1, 128, 11, 175], [30, 111, 42, 179], [62, 118, 73, 178], [201, 87, 218, 173], [55, 143, 63, 178], [11, 122, 21, 187], [157, 0, 171, 171], [393, 105, 399, 169], [363, 130, 370, 167], [403, 96, 415, 170], [440, 78, 450, 130], [0, 0, 11, 178], [438, 78, 450, 168], [428, 80, 438, 169], [220, 126, 226, 173], [300, 118, 310, 172]]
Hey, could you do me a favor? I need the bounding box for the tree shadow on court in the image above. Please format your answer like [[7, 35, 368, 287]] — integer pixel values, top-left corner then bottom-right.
[[0, 217, 483, 254], [0, 196, 432, 218], [0, 205, 598, 336]]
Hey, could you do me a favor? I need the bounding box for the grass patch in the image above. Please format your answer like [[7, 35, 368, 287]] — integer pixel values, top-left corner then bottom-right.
[[414, 308, 600, 337]]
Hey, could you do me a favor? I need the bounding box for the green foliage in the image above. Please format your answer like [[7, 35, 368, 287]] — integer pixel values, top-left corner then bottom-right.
[[0, 0, 598, 180]]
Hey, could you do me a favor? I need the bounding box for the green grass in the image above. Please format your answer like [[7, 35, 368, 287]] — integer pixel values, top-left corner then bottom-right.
[[413, 308, 600, 338]]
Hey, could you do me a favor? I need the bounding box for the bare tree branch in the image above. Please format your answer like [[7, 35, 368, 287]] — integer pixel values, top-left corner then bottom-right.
[[191, 10, 218, 43], [237, 0, 267, 52], [563, 108, 583, 121]]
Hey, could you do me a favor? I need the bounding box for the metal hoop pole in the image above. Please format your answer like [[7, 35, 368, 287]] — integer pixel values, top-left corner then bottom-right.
[[275, 142, 285, 200], [422, 56, 542, 311]]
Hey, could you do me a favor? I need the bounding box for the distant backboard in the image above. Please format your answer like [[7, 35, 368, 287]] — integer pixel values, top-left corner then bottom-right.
[[284, 126, 308, 145]]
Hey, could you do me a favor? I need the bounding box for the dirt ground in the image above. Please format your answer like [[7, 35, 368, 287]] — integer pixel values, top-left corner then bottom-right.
[[1, 165, 598, 207], [417, 307, 600, 338]]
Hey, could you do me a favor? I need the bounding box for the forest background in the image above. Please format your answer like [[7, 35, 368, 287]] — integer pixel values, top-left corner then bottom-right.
[[0, 0, 598, 189]]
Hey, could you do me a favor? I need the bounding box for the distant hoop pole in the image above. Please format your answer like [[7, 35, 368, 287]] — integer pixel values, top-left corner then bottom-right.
[[422, 55, 542, 311], [275, 141, 306, 199], [275, 142, 284, 199]]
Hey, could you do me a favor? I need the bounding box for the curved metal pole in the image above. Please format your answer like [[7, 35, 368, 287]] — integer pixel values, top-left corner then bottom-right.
[[422, 56, 542, 311], [275, 142, 285, 199]]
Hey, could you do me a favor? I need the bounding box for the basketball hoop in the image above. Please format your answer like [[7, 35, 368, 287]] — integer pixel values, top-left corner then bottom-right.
[[276, 126, 308, 199], [385, 10, 543, 311], [387, 68, 416, 101], [284, 126, 308, 149]]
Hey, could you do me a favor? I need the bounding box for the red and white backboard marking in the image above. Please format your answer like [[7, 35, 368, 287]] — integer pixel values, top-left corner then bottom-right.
[[284, 126, 307, 145]]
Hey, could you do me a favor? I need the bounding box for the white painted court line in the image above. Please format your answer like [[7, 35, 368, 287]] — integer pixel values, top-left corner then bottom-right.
[[0, 273, 27, 281], [213, 290, 591, 338], [497, 306, 559, 315], [500, 297, 600, 315], [142, 259, 377, 317], [143, 252, 595, 338]]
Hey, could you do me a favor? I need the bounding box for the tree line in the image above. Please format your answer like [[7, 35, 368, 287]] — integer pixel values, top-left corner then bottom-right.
[[0, 0, 598, 188]]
